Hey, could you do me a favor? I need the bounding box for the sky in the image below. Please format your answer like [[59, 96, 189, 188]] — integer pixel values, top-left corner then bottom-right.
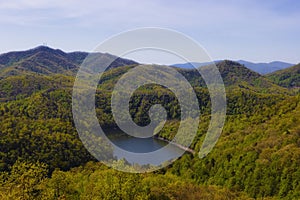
[[0, 0, 299, 64]]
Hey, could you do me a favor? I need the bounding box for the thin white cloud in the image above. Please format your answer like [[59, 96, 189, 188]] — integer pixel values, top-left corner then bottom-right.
[[0, 0, 299, 62], [0, 0, 299, 30], [0, 0, 73, 10]]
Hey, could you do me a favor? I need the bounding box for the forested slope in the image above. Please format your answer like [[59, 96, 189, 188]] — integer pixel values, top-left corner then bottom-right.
[[0, 48, 299, 199], [266, 63, 300, 88]]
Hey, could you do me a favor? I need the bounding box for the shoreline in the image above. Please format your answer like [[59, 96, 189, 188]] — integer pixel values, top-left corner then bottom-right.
[[154, 135, 196, 155]]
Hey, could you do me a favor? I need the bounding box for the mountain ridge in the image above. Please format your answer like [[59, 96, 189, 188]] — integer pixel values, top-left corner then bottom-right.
[[0, 46, 296, 78], [0, 46, 138, 78], [237, 60, 294, 74], [0, 47, 300, 199], [172, 60, 295, 75]]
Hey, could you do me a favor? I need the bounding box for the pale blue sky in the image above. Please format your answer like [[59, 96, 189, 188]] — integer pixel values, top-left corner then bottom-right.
[[0, 0, 299, 64]]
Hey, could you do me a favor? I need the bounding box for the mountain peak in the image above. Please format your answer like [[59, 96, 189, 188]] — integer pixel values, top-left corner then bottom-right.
[[0, 47, 138, 78], [30, 45, 67, 56], [221, 60, 242, 66], [32, 45, 52, 51]]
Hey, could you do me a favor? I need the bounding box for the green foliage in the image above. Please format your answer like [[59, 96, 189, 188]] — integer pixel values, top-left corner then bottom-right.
[[0, 46, 137, 79], [0, 57, 299, 199], [0, 161, 251, 200], [0, 88, 97, 172], [0, 160, 48, 199], [0, 74, 74, 101], [266, 63, 300, 88], [169, 94, 300, 199]]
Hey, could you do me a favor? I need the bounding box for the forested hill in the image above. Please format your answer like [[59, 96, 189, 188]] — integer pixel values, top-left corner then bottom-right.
[[266, 63, 300, 88], [0, 58, 288, 102], [0, 47, 299, 199], [0, 46, 138, 78], [176, 60, 287, 94]]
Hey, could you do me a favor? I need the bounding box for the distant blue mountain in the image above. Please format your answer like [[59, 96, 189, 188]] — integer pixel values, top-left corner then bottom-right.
[[172, 60, 222, 69], [172, 60, 294, 74], [236, 60, 294, 74]]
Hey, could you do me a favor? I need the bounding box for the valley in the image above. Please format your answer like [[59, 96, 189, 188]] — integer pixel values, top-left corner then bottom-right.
[[0, 47, 299, 199]]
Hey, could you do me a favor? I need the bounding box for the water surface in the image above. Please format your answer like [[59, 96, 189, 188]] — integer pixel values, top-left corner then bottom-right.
[[106, 129, 185, 165]]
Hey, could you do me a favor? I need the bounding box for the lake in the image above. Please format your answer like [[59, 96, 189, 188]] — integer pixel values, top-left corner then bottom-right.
[[106, 129, 185, 166]]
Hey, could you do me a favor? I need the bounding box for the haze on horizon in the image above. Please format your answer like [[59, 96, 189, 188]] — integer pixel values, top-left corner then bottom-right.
[[0, 0, 299, 64]]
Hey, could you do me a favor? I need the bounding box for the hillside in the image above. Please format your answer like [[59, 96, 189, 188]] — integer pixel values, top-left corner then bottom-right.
[[0, 48, 299, 199], [0, 46, 138, 78], [175, 60, 288, 95], [266, 63, 300, 88]]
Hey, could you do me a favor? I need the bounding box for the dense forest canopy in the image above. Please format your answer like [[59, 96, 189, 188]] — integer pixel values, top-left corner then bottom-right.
[[0, 47, 299, 199], [266, 63, 300, 88]]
